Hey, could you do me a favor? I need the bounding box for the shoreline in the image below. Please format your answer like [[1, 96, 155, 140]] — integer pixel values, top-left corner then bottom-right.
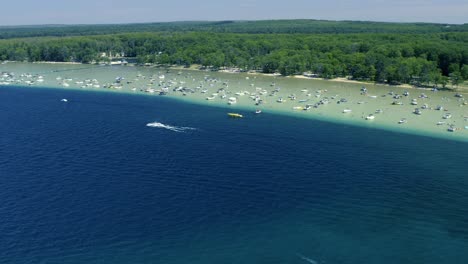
[[1, 61, 467, 143], [7, 60, 467, 92], [164, 64, 468, 92]]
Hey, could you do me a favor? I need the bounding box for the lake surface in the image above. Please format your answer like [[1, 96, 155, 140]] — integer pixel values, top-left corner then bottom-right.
[[1, 62, 467, 142], [1, 86, 468, 264]]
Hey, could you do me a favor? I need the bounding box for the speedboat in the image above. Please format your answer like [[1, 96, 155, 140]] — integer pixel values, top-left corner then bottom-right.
[[60, 98, 68, 102], [255, 109, 262, 114], [365, 114, 375, 120], [227, 113, 243, 118], [443, 113, 452, 119], [342, 109, 352, 113], [398, 118, 407, 124]]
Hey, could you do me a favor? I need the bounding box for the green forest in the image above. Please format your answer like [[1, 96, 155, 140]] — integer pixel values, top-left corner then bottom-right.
[[1, 20, 467, 87]]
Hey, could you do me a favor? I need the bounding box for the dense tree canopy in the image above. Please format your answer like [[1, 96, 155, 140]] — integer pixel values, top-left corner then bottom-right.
[[1, 20, 467, 39], [1, 20, 467, 86]]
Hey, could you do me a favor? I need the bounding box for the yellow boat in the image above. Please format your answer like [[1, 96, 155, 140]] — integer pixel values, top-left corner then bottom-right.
[[227, 113, 243, 118]]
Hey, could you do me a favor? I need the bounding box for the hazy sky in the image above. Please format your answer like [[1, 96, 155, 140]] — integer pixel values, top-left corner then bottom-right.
[[1, 0, 467, 26]]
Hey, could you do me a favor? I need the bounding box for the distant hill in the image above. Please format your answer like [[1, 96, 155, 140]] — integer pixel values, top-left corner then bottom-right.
[[1, 19, 467, 39]]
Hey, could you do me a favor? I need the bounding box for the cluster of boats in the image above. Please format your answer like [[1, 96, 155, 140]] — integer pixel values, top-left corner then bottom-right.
[[1, 67, 467, 134]]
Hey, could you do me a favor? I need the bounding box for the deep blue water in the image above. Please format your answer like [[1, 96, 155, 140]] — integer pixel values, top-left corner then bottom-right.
[[1, 86, 468, 264]]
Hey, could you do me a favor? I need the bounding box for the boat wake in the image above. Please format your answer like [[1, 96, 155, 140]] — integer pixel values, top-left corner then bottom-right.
[[146, 122, 197, 133], [296, 253, 319, 264]]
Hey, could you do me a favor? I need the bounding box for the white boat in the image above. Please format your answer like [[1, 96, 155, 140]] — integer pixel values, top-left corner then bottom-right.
[[342, 109, 352, 113], [228, 97, 237, 105], [255, 109, 262, 114], [443, 113, 452, 119], [398, 118, 407, 124], [60, 98, 68, 102], [365, 114, 375, 120]]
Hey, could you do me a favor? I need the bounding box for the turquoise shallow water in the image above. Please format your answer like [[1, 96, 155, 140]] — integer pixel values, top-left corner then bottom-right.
[[1, 85, 468, 264], [1, 62, 467, 142]]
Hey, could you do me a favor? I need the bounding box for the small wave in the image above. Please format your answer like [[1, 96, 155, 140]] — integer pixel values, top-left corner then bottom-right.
[[296, 253, 318, 264], [146, 122, 197, 132]]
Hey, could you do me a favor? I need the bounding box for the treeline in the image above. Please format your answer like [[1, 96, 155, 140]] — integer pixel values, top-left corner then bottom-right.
[[1, 31, 467, 86], [1, 20, 468, 39]]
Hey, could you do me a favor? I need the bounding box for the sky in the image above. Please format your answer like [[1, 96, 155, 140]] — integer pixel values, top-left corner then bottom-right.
[[1, 0, 467, 26]]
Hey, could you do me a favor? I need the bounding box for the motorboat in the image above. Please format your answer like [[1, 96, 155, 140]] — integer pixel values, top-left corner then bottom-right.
[[228, 97, 237, 105], [227, 113, 243, 118]]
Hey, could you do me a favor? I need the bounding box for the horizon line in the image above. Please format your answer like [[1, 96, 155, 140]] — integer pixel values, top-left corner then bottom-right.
[[0, 18, 466, 28]]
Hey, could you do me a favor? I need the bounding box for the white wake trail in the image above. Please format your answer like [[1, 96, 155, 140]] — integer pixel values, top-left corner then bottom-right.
[[146, 122, 197, 132], [296, 253, 319, 264]]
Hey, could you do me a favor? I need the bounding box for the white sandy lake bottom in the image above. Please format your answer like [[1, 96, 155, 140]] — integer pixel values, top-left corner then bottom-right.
[[1, 62, 467, 142]]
